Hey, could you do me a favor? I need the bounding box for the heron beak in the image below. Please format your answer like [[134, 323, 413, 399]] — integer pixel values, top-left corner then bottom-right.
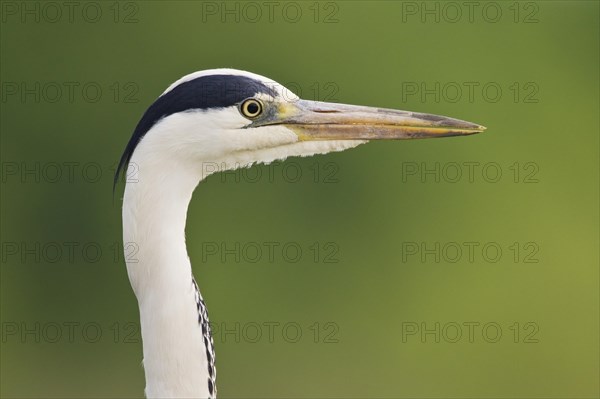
[[263, 99, 486, 140]]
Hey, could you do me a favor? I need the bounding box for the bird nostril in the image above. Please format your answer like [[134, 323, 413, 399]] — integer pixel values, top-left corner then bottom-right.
[[312, 109, 340, 113]]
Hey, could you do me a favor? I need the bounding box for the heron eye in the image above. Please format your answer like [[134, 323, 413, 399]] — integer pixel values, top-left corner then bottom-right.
[[240, 98, 263, 119]]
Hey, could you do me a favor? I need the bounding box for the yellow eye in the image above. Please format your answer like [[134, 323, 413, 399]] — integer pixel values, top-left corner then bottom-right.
[[240, 98, 263, 119]]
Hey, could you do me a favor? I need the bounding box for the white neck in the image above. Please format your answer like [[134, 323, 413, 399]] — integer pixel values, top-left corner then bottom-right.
[[122, 154, 215, 399], [120, 108, 365, 398]]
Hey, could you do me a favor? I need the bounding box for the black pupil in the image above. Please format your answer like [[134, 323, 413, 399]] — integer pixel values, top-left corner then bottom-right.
[[246, 102, 259, 115]]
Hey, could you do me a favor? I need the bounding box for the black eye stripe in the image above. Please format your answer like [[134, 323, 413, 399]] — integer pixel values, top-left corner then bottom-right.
[[114, 74, 276, 191]]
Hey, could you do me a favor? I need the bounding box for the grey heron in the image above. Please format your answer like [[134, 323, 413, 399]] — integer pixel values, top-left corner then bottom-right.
[[114, 69, 485, 398]]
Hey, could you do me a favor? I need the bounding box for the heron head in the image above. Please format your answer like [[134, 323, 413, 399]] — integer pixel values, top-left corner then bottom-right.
[[115, 69, 485, 187]]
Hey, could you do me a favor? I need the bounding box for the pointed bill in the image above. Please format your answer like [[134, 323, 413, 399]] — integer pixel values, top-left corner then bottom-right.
[[254, 99, 486, 140]]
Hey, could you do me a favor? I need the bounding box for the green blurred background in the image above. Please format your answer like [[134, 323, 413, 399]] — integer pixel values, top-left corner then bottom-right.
[[1, 1, 598, 398]]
